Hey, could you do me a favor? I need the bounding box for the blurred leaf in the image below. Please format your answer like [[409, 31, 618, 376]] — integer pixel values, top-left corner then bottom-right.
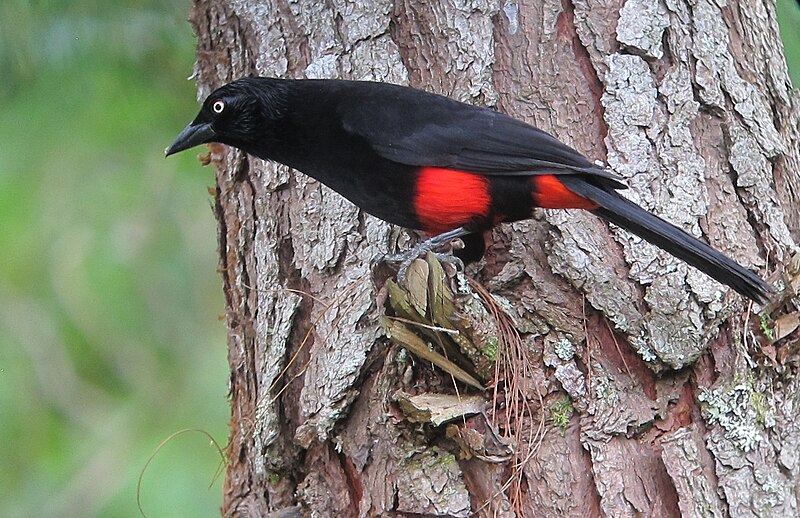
[[0, 1, 228, 517]]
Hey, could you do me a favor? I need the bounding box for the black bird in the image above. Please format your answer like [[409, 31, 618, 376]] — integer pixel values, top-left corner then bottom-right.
[[166, 77, 772, 303]]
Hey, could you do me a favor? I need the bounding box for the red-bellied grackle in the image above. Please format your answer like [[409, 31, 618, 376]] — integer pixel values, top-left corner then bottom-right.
[[167, 77, 772, 303]]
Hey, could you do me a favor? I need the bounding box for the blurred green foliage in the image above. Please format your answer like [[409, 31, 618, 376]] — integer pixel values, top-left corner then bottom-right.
[[0, 1, 227, 516], [779, 0, 800, 86], [1, 1, 799, 517]]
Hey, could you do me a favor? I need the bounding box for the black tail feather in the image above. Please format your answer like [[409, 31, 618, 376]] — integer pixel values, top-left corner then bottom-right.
[[559, 176, 773, 304]]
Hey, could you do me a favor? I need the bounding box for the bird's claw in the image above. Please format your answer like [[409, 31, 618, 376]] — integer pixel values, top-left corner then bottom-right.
[[430, 253, 464, 274], [375, 226, 470, 282]]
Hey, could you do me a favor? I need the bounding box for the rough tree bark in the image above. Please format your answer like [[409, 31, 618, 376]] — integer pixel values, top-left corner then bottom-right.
[[187, 0, 800, 516]]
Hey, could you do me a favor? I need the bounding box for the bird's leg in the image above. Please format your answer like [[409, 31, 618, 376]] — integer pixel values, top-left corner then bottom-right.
[[382, 227, 470, 280]]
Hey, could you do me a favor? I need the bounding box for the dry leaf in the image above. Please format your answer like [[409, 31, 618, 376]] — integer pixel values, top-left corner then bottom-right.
[[395, 391, 487, 426], [774, 313, 800, 342]]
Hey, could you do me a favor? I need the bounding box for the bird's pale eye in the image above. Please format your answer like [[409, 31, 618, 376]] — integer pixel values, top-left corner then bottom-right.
[[212, 100, 225, 114]]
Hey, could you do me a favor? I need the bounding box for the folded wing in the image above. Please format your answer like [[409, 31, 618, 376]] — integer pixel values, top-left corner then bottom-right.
[[338, 85, 625, 188]]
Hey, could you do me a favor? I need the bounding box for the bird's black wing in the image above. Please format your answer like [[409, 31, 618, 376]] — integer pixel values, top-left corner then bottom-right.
[[337, 82, 626, 188]]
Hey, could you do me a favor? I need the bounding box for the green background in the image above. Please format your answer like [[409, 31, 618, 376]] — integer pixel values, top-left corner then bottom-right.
[[1, 1, 799, 516]]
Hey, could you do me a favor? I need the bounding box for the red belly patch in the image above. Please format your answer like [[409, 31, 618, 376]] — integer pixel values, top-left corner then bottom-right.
[[415, 167, 491, 234], [532, 175, 598, 209]]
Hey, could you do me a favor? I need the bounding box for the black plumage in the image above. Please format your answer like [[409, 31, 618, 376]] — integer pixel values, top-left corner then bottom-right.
[[167, 77, 772, 303]]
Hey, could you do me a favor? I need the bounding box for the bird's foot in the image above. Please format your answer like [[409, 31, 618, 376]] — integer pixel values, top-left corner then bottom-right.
[[378, 227, 470, 282]]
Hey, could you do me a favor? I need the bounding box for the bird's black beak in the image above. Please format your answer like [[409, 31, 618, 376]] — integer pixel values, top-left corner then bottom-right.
[[165, 122, 216, 157]]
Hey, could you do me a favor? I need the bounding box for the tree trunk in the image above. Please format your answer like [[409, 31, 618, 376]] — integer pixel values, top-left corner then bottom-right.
[[188, 0, 800, 516]]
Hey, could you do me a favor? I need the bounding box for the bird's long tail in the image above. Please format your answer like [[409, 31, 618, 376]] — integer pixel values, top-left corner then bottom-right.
[[558, 176, 772, 304]]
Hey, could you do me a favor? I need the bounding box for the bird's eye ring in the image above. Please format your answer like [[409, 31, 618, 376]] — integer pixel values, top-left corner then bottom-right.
[[212, 100, 225, 114]]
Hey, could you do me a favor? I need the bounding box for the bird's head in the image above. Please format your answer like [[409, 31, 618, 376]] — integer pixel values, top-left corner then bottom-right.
[[166, 77, 283, 157]]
